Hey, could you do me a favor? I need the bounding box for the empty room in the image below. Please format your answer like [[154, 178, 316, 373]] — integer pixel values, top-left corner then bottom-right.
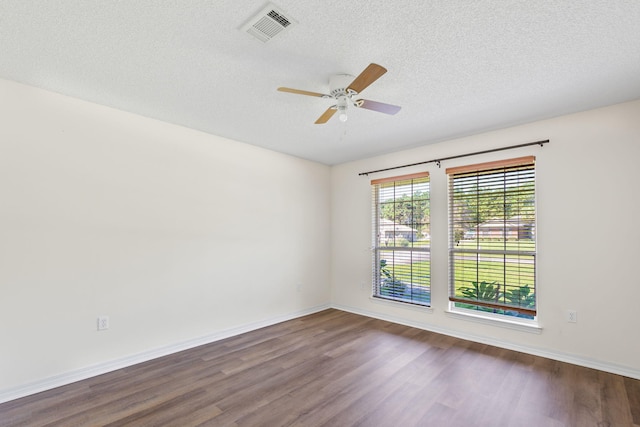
[[1, 1, 639, 426]]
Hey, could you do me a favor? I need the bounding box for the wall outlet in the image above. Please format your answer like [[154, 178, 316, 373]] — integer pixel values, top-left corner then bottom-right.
[[296, 283, 302, 292], [97, 315, 110, 331], [566, 310, 577, 323]]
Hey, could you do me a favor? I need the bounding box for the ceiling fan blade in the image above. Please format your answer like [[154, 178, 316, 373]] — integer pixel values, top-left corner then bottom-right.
[[347, 63, 387, 94], [315, 107, 337, 124], [277, 87, 329, 97], [356, 99, 401, 115]]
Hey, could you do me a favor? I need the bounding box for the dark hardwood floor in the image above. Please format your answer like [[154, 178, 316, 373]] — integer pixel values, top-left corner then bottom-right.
[[1, 309, 639, 426]]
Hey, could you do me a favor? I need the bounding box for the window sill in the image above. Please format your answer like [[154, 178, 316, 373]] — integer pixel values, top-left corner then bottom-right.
[[370, 295, 434, 313], [445, 308, 542, 334]]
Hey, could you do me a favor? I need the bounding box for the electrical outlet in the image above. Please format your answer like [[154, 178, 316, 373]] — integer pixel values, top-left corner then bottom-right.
[[296, 283, 302, 292], [97, 315, 110, 331], [566, 310, 577, 323]]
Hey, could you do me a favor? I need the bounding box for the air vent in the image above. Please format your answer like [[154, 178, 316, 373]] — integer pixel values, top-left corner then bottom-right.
[[241, 3, 297, 43]]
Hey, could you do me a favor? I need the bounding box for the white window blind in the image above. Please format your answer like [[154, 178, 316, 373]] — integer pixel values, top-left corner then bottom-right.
[[372, 172, 430, 306], [447, 156, 536, 318]]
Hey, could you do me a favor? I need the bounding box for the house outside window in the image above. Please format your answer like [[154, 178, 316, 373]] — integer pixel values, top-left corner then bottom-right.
[[371, 172, 430, 306], [447, 156, 536, 320]]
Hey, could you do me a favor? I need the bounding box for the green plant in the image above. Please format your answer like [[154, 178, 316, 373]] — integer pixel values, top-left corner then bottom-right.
[[458, 281, 536, 319], [504, 285, 536, 318], [380, 259, 392, 280], [379, 259, 407, 296], [460, 281, 501, 302]]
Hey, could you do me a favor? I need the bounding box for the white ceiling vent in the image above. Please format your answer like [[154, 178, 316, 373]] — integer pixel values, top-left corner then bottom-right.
[[241, 3, 297, 43]]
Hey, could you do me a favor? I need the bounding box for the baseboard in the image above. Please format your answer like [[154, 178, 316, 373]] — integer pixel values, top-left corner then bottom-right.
[[331, 303, 640, 380], [0, 304, 330, 404], [5, 301, 635, 405]]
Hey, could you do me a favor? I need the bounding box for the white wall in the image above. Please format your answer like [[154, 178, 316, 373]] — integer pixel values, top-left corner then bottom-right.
[[331, 99, 640, 377], [0, 79, 331, 397]]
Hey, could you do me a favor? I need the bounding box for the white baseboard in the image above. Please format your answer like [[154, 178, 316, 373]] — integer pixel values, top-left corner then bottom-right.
[[0, 304, 330, 404], [4, 302, 636, 405], [331, 303, 640, 380]]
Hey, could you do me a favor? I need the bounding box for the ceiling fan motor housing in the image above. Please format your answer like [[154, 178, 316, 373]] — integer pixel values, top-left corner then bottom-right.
[[329, 74, 356, 98]]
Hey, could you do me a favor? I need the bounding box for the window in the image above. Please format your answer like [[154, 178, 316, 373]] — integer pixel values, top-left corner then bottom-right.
[[372, 172, 430, 306], [447, 156, 536, 319]]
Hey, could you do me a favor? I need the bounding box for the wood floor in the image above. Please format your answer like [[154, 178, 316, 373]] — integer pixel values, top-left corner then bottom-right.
[[1, 309, 639, 427]]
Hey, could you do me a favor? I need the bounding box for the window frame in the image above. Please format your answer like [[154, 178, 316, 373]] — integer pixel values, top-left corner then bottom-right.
[[446, 156, 537, 321], [371, 172, 431, 307]]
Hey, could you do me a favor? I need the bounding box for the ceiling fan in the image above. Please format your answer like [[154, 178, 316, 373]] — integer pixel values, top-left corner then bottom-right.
[[277, 63, 401, 124]]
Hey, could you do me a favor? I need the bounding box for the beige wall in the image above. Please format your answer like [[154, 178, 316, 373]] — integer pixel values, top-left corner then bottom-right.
[[0, 80, 331, 395], [331, 99, 640, 375]]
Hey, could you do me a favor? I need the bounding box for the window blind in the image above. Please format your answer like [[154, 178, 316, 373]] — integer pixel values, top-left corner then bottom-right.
[[447, 157, 536, 318], [372, 172, 430, 306]]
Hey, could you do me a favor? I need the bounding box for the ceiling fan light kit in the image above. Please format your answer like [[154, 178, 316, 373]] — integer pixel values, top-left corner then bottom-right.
[[277, 63, 401, 124], [330, 74, 354, 122]]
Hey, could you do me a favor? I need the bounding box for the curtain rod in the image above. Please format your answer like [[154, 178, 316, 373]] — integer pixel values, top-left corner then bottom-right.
[[358, 139, 550, 176]]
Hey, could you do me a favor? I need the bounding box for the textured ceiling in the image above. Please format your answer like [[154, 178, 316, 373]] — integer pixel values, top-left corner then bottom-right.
[[1, 1, 639, 165]]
